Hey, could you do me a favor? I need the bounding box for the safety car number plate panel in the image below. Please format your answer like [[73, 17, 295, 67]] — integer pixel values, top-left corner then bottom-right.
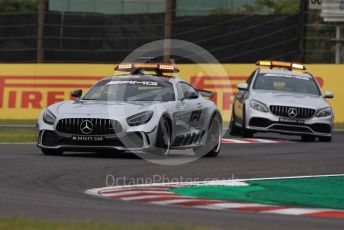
[[279, 118, 305, 124]]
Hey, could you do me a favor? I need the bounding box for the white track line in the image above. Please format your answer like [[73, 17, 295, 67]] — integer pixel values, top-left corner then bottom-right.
[[100, 190, 173, 197], [221, 138, 287, 143], [193, 202, 269, 210], [263, 208, 329, 215], [150, 199, 198, 205], [238, 173, 344, 182], [222, 139, 250, 143], [246, 138, 282, 143], [121, 195, 182, 201]]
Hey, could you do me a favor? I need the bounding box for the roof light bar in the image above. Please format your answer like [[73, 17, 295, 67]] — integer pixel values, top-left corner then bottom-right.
[[117, 63, 132, 69], [134, 63, 158, 69], [257, 60, 272, 66], [256, 60, 306, 70], [291, 63, 305, 70], [115, 63, 179, 73], [159, 64, 175, 70]]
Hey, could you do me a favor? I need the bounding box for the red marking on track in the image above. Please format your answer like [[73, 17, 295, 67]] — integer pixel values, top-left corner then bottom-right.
[[99, 188, 169, 195], [111, 192, 177, 199], [306, 211, 344, 219], [235, 206, 287, 212], [136, 196, 190, 203], [172, 200, 223, 206], [97, 187, 344, 219]]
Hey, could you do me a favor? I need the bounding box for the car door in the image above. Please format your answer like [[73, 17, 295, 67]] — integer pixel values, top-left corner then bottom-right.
[[175, 82, 203, 137]]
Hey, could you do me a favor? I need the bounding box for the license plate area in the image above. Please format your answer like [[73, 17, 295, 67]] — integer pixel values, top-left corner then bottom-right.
[[72, 136, 104, 142], [279, 118, 305, 125]]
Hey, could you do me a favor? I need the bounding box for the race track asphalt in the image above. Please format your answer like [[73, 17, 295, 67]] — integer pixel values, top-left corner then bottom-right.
[[0, 132, 344, 230]]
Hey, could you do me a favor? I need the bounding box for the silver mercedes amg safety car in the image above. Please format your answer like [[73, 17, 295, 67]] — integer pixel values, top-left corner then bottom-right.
[[230, 61, 334, 142], [37, 63, 222, 157]]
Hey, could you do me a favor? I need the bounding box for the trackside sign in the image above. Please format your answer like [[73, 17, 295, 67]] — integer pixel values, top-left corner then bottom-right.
[[0, 64, 342, 122]]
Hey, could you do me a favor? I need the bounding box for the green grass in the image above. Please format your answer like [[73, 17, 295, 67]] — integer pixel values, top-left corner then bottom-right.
[[335, 122, 344, 129], [0, 119, 36, 125], [171, 176, 344, 210], [0, 129, 36, 143], [0, 218, 207, 230]]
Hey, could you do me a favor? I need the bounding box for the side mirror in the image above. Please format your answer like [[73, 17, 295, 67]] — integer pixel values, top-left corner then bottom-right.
[[197, 89, 213, 98], [71, 89, 82, 99], [189, 93, 199, 99], [237, 83, 248, 91], [324, 90, 334, 99], [182, 92, 198, 101]]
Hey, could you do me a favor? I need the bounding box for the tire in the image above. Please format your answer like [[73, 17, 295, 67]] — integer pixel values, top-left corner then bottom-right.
[[154, 116, 171, 156], [301, 135, 316, 142], [241, 106, 253, 138], [203, 114, 222, 157], [229, 110, 241, 136], [41, 148, 63, 156], [319, 136, 332, 142]]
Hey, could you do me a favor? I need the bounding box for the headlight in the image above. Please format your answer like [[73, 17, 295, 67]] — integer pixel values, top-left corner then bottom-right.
[[43, 109, 56, 125], [250, 100, 268, 112], [316, 107, 332, 117], [127, 111, 153, 126]]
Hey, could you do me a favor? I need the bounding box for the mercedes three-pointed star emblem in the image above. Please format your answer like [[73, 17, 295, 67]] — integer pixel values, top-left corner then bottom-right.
[[287, 108, 298, 118], [80, 120, 93, 135]]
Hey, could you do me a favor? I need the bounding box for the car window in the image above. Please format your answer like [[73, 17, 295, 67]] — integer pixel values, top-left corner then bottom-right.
[[246, 70, 257, 87], [177, 82, 199, 100], [253, 73, 321, 96], [83, 78, 175, 101]]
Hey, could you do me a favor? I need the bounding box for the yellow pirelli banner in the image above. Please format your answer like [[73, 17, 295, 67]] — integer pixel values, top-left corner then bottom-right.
[[0, 64, 343, 122]]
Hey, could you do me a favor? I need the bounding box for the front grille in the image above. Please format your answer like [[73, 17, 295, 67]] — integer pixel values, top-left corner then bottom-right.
[[270, 105, 315, 119], [56, 118, 122, 135]]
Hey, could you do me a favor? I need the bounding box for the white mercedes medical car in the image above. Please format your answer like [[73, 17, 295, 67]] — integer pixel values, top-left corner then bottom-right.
[[230, 60, 334, 142]]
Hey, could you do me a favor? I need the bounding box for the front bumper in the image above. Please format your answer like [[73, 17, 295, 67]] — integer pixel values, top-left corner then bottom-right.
[[245, 109, 333, 137], [37, 129, 154, 152]]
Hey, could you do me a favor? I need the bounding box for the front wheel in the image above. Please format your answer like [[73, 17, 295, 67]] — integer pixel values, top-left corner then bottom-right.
[[229, 110, 241, 136], [154, 116, 171, 156], [41, 149, 63, 156], [203, 114, 222, 157], [241, 106, 253, 138]]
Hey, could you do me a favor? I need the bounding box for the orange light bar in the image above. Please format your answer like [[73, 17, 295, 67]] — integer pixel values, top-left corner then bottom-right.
[[256, 60, 306, 70], [159, 64, 175, 70], [115, 63, 179, 73], [291, 63, 306, 70], [271, 61, 291, 68], [117, 63, 132, 69], [133, 63, 158, 69], [256, 60, 271, 66]]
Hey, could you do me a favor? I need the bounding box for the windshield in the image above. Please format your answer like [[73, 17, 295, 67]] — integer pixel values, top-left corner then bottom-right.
[[83, 78, 175, 101], [253, 73, 321, 96]]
